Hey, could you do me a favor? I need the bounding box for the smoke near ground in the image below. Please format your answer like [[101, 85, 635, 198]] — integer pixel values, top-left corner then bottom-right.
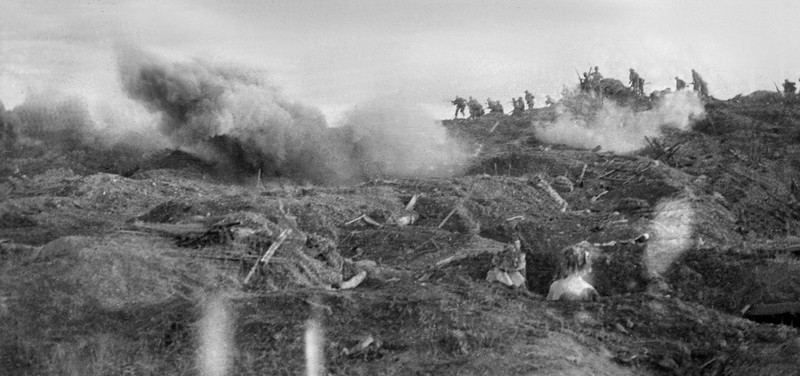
[[338, 100, 469, 179], [534, 90, 705, 153]]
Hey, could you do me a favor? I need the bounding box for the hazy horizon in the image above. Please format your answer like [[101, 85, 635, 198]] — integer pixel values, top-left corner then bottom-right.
[[2, 0, 798, 123]]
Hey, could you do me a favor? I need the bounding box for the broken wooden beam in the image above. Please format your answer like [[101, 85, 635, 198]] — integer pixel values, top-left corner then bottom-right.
[[243, 228, 292, 285]]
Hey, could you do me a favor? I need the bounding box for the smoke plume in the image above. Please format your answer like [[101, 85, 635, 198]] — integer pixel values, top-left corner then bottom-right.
[[116, 47, 467, 183], [534, 90, 705, 153], [117, 47, 337, 179], [338, 99, 468, 179]]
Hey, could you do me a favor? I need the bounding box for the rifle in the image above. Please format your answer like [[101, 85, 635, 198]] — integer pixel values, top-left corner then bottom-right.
[[774, 82, 782, 93]]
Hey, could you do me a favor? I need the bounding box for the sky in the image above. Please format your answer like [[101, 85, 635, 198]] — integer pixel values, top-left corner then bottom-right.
[[1, 0, 798, 123]]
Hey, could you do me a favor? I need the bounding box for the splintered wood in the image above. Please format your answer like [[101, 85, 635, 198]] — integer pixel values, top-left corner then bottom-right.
[[243, 228, 292, 285], [534, 175, 568, 212]]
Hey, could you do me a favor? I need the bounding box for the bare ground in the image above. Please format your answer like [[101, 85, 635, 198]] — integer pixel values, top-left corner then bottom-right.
[[2, 92, 800, 375]]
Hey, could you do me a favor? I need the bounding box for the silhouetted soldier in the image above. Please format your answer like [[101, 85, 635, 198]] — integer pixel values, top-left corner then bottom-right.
[[545, 95, 556, 107], [511, 97, 523, 115], [691, 69, 708, 98], [524, 90, 535, 108], [637, 77, 645, 96], [579, 72, 591, 93], [783, 80, 796, 94], [675, 77, 686, 91], [629, 69, 642, 95], [452, 96, 467, 119], [589, 66, 603, 96], [468, 96, 484, 119]]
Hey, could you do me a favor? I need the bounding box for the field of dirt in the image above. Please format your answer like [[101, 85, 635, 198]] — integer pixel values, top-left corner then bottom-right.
[[2, 90, 800, 375]]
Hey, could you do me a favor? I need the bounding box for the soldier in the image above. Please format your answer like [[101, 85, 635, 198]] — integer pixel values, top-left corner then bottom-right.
[[524, 90, 535, 108], [637, 77, 645, 96], [579, 72, 591, 93], [675, 76, 686, 91], [589, 66, 603, 81], [691, 69, 708, 98], [468, 96, 484, 119], [545, 95, 556, 107], [589, 66, 603, 96], [517, 97, 525, 111], [783, 79, 797, 95], [494, 100, 504, 114], [629, 69, 641, 94], [451, 96, 467, 119], [511, 97, 523, 115]]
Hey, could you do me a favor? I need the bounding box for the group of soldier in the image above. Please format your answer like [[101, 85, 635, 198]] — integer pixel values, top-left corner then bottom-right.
[[451, 90, 541, 119], [451, 66, 712, 120], [578, 66, 604, 96], [581, 66, 709, 98]]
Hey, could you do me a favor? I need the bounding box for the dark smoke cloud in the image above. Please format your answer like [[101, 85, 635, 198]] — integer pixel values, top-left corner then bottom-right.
[[117, 47, 332, 174]]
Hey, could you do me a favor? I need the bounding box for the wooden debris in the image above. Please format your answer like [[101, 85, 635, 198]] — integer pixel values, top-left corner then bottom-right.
[[534, 175, 568, 212], [591, 190, 609, 202], [362, 215, 382, 227], [577, 163, 587, 186], [489, 121, 501, 133], [339, 270, 367, 290], [405, 194, 419, 211], [243, 229, 292, 285], [438, 183, 476, 229], [345, 215, 365, 226]]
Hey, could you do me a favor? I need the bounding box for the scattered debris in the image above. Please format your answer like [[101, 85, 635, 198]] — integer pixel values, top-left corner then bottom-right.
[[534, 175, 568, 212], [486, 240, 526, 288], [243, 229, 292, 285], [591, 190, 609, 202], [339, 269, 367, 289]]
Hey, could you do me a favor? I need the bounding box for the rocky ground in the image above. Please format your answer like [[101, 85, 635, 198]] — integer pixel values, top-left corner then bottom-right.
[[2, 91, 800, 375]]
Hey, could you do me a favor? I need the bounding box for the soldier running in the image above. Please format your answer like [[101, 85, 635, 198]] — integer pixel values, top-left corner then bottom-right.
[[451, 96, 467, 119]]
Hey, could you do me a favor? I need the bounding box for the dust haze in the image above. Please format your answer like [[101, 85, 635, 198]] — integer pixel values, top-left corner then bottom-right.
[[534, 90, 706, 153]]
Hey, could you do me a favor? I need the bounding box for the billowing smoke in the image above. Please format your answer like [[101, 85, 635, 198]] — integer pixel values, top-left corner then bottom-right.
[[117, 47, 467, 183], [338, 100, 468, 179], [117, 47, 337, 179], [534, 90, 705, 153]]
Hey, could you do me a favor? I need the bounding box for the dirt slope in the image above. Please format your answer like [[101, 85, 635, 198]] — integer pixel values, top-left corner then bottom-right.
[[2, 91, 800, 375]]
